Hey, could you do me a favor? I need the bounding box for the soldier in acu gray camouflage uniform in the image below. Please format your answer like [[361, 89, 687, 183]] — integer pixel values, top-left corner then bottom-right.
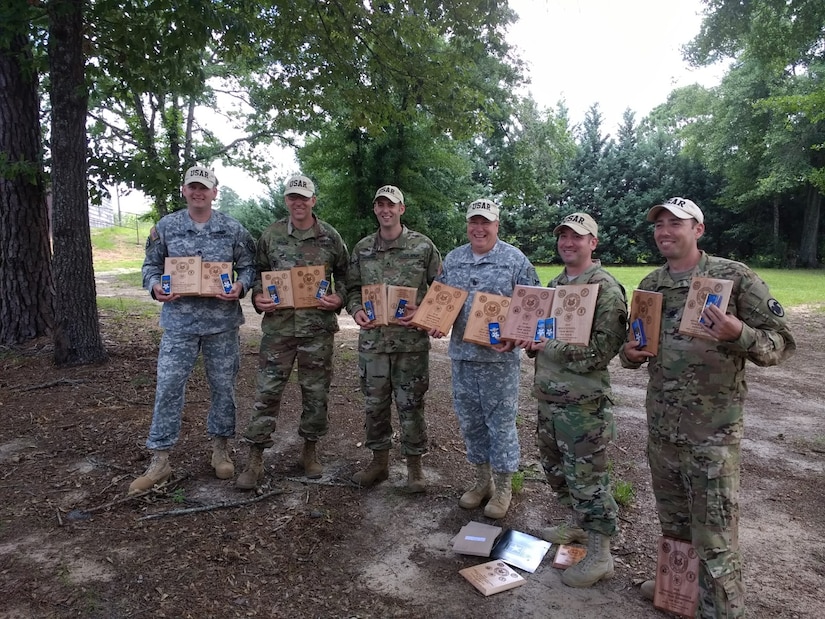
[[236, 174, 349, 489], [432, 198, 540, 520], [621, 197, 795, 618], [129, 165, 256, 495], [346, 185, 442, 493], [517, 212, 627, 588]]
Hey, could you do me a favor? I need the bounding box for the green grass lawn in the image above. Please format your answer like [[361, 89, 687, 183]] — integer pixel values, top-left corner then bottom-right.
[[536, 265, 824, 309]]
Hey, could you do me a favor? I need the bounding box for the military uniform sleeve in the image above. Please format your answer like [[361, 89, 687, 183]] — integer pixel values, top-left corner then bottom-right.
[[233, 226, 257, 297], [141, 223, 166, 299], [331, 234, 349, 308], [426, 243, 443, 285], [345, 244, 364, 316], [728, 270, 796, 367], [541, 278, 628, 373]]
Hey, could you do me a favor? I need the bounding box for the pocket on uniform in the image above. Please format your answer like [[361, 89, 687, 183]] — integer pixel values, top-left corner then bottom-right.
[[696, 445, 740, 529]]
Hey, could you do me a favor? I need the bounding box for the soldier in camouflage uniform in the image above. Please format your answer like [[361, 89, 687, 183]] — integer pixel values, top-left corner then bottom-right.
[[432, 199, 540, 519], [517, 213, 627, 588], [236, 174, 349, 489], [621, 197, 795, 618], [345, 185, 442, 493], [129, 165, 256, 495]]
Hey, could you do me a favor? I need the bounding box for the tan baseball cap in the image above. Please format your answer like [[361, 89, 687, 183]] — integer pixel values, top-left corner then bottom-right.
[[553, 212, 598, 238], [374, 185, 404, 204], [466, 198, 500, 221], [647, 197, 704, 223], [183, 166, 217, 188]]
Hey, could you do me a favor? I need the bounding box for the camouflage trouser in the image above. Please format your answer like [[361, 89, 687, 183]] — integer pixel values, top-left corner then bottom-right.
[[537, 397, 618, 537], [243, 332, 333, 447], [358, 351, 429, 455], [451, 360, 520, 473], [648, 435, 744, 619], [146, 329, 240, 450]]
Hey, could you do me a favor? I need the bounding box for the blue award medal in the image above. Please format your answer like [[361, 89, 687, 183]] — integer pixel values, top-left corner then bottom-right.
[[632, 317, 647, 348], [161, 274, 171, 295], [534, 318, 546, 342], [488, 322, 501, 345], [267, 284, 280, 305], [395, 298, 408, 319], [544, 317, 556, 340], [220, 273, 233, 294], [700, 293, 722, 325], [364, 300, 376, 321], [316, 279, 330, 299]]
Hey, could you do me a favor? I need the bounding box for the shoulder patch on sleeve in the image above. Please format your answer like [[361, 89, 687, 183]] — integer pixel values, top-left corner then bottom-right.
[[149, 226, 159, 242], [767, 298, 784, 317]]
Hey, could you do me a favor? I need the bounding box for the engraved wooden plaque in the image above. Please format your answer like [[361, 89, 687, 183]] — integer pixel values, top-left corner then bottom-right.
[[628, 289, 663, 355], [164, 256, 201, 296], [463, 292, 511, 347], [387, 285, 418, 325], [261, 270, 295, 308], [362, 283, 388, 326], [200, 261, 232, 296], [677, 277, 733, 340], [653, 536, 700, 618], [549, 283, 599, 346], [409, 282, 468, 334], [290, 265, 326, 309], [501, 285, 555, 341]]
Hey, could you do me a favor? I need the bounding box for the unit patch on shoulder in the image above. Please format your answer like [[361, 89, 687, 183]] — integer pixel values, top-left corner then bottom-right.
[[767, 298, 784, 317]]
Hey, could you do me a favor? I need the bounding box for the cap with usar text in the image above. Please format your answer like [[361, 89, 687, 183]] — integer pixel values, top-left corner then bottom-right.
[[374, 185, 404, 204], [647, 197, 704, 223], [553, 212, 598, 238], [466, 199, 500, 221], [183, 166, 218, 189], [284, 175, 316, 197]]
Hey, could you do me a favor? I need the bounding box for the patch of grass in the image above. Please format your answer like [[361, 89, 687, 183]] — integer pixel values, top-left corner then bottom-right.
[[511, 470, 525, 494], [613, 480, 635, 507], [91, 221, 152, 271], [535, 265, 824, 309], [96, 297, 158, 317], [171, 488, 186, 504]]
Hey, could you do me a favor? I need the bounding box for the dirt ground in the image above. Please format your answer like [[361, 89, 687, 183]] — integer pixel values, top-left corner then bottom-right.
[[1, 274, 823, 619]]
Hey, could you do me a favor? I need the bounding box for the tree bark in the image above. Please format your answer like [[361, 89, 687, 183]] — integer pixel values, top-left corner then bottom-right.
[[0, 8, 55, 345], [798, 185, 821, 268], [49, 0, 107, 364]]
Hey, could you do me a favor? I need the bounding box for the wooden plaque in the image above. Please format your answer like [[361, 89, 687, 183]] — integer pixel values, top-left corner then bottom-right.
[[653, 536, 700, 618], [362, 283, 389, 326], [549, 283, 599, 346], [459, 560, 526, 597], [387, 285, 418, 325], [552, 544, 587, 569], [678, 277, 733, 340], [164, 256, 201, 296], [261, 270, 295, 308], [409, 282, 468, 334], [290, 265, 326, 309], [628, 289, 663, 355], [200, 261, 233, 296], [463, 292, 512, 347], [501, 285, 555, 341]]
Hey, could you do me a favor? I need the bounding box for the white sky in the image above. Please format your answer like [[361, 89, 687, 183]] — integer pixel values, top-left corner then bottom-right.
[[119, 0, 726, 209]]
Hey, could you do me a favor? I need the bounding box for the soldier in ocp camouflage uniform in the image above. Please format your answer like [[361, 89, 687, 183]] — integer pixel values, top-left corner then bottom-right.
[[129, 165, 256, 495], [432, 199, 540, 519], [236, 174, 349, 489], [345, 185, 442, 493], [517, 213, 627, 588], [621, 197, 795, 618]]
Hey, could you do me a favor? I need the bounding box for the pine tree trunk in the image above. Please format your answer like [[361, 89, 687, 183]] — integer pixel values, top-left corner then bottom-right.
[[798, 185, 821, 269], [0, 15, 55, 345], [49, 0, 107, 364]]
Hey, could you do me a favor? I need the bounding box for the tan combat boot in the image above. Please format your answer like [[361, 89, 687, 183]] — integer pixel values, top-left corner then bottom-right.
[[405, 455, 426, 494], [211, 436, 234, 479], [483, 472, 513, 519], [459, 463, 494, 509], [128, 450, 172, 495], [561, 530, 615, 588], [541, 511, 588, 544], [302, 439, 323, 479], [235, 444, 265, 490], [352, 449, 389, 487]]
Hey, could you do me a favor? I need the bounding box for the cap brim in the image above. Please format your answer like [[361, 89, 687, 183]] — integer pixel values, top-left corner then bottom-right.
[[185, 179, 215, 189], [553, 223, 593, 236], [466, 211, 497, 221], [374, 192, 401, 204], [647, 205, 694, 222]]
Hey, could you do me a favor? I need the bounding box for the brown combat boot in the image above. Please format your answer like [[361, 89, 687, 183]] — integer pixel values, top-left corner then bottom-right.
[[405, 455, 426, 494], [128, 450, 172, 495], [352, 449, 389, 487], [235, 444, 265, 490], [211, 436, 234, 479], [561, 530, 615, 588], [302, 439, 323, 479], [459, 463, 494, 509], [483, 472, 513, 519], [541, 511, 588, 544]]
